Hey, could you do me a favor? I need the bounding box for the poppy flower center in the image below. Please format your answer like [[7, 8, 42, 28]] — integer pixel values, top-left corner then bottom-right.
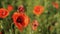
[[35, 8, 40, 12], [37, 8, 40, 11], [34, 24, 37, 27], [16, 16, 24, 23]]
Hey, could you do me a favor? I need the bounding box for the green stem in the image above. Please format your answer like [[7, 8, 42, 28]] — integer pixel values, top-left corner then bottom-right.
[[26, 24, 32, 34]]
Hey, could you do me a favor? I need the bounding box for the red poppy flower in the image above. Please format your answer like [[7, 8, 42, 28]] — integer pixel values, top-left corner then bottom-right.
[[52, 2, 59, 9], [33, 6, 44, 16], [18, 5, 25, 13], [7, 5, 13, 12], [32, 20, 39, 31], [0, 8, 9, 18], [12, 12, 30, 32]]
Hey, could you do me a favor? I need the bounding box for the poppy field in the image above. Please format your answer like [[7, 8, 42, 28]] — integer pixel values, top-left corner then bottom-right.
[[0, 0, 60, 34]]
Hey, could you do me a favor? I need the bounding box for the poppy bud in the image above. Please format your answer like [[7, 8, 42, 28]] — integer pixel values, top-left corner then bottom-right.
[[18, 5, 25, 13], [7, 5, 13, 12]]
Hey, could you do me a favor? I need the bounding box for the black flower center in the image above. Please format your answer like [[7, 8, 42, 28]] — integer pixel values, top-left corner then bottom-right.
[[16, 16, 24, 23], [34, 24, 37, 27]]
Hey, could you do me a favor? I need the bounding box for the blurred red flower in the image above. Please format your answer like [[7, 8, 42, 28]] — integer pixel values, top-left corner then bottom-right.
[[32, 20, 39, 31], [52, 2, 59, 9], [12, 12, 30, 32], [33, 6, 44, 16], [0, 8, 9, 18], [7, 5, 13, 12], [18, 5, 25, 13]]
